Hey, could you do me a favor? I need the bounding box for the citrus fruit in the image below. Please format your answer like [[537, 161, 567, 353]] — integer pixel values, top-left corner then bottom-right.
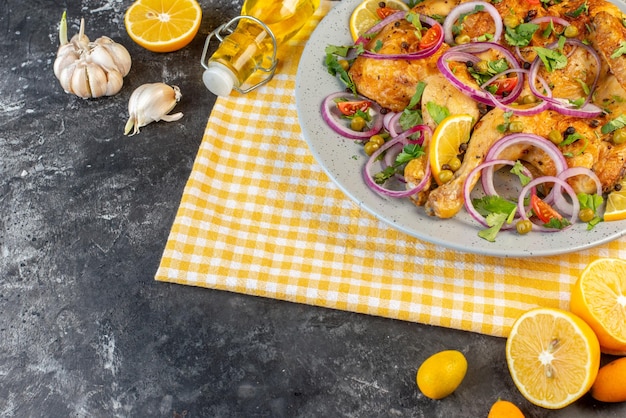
[[505, 307, 600, 409], [349, 0, 410, 41], [604, 178, 626, 221], [125, 0, 202, 53], [570, 257, 626, 355], [428, 114, 474, 185], [590, 357, 626, 402], [487, 399, 525, 418], [416, 349, 467, 399]]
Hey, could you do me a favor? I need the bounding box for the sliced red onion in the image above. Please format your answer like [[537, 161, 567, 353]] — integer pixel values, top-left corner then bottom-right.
[[386, 112, 403, 137], [482, 133, 568, 195], [437, 42, 522, 106], [529, 16, 571, 28], [517, 176, 578, 232], [363, 125, 432, 198], [355, 11, 407, 45], [443, 1, 503, 45], [548, 166, 603, 215], [548, 100, 603, 118], [463, 159, 531, 228], [383, 112, 396, 132], [321, 92, 383, 139]]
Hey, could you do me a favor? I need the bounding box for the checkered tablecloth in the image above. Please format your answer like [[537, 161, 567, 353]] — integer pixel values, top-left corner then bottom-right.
[[155, 0, 626, 337]]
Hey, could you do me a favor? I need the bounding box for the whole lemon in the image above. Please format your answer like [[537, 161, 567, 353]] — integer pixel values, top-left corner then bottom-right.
[[591, 357, 626, 402], [416, 349, 467, 399]]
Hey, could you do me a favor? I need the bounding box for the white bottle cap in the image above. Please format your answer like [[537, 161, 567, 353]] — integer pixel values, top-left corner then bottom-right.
[[203, 63, 237, 97]]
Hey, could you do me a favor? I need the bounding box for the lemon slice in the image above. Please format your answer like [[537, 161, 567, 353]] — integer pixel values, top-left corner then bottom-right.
[[125, 0, 202, 53], [506, 307, 600, 409], [570, 258, 626, 355], [349, 0, 410, 41], [604, 177, 626, 221], [428, 114, 474, 185]]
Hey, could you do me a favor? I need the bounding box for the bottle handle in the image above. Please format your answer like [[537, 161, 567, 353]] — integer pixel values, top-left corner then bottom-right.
[[200, 15, 279, 94]]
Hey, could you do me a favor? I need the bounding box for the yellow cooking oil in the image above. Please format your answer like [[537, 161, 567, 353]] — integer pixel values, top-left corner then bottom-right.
[[203, 0, 320, 96]]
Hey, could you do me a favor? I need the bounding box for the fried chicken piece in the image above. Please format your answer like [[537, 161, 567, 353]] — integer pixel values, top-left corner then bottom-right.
[[404, 73, 481, 206], [348, 19, 448, 112], [424, 108, 501, 218], [590, 11, 626, 92]]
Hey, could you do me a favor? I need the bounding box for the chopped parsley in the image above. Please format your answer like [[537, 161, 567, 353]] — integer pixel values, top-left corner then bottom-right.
[[399, 82, 426, 131], [468, 58, 510, 87], [559, 132, 587, 157], [504, 23, 539, 47], [601, 114, 626, 134], [472, 161, 530, 242], [611, 42, 626, 59], [578, 193, 604, 230], [425, 101, 450, 125], [373, 143, 425, 184], [565, 1, 589, 18], [324, 45, 360, 94], [533, 47, 567, 72]]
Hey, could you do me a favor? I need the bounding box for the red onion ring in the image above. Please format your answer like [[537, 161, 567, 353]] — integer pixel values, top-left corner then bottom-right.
[[548, 166, 603, 215], [363, 125, 432, 198], [529, 16, 571, 28], [437, 42, 522, 106], [443, 1, 503, 45], [321, 92, 383, 139], [517, 176, 578, 232], [482, 133, 568, 194], [355, 11, 406, 45], [463, 159, 533, 228]]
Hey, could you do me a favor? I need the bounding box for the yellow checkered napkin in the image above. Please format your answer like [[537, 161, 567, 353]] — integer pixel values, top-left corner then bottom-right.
[[156, 1, 626, 338]]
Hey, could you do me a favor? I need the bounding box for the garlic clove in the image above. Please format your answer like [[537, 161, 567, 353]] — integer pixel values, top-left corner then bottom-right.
[[53, 47, 79, 80], [105, 70, 124, 97], [94, 38, 132, 77], [86, 65, 109, 99], [124, 83, 183, 136]]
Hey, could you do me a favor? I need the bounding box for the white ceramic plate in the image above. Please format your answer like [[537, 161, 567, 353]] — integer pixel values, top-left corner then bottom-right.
[[295, 0, 626, 257]]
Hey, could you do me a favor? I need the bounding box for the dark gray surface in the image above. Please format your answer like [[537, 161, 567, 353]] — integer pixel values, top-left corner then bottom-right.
[[1, 0, 625, 417]]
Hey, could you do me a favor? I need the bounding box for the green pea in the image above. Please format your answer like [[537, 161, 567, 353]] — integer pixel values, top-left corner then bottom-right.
[[447, 157, 462, 172], [438, 169, 454, 184], [338, 59, 350, 71], [516, 219, 533, 235], [563, 25, 579, 38], [351, 116, 366, 132], [475, 60, 490, 74], [503, 15, 520, 29], [579, 207, 595, 223], [364, 141, 380, 156], [520, 95, 537, 105], [508, 121, 524, 133], [455, 34, 471, 45], [548, 129, 562, 145], [369, 134, 386, 147], [613, 127, 626, 144]]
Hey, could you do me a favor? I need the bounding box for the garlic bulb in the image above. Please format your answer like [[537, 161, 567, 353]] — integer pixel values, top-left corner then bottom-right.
[[124, 83, 183, 136], [53, 12, 131, 99]]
